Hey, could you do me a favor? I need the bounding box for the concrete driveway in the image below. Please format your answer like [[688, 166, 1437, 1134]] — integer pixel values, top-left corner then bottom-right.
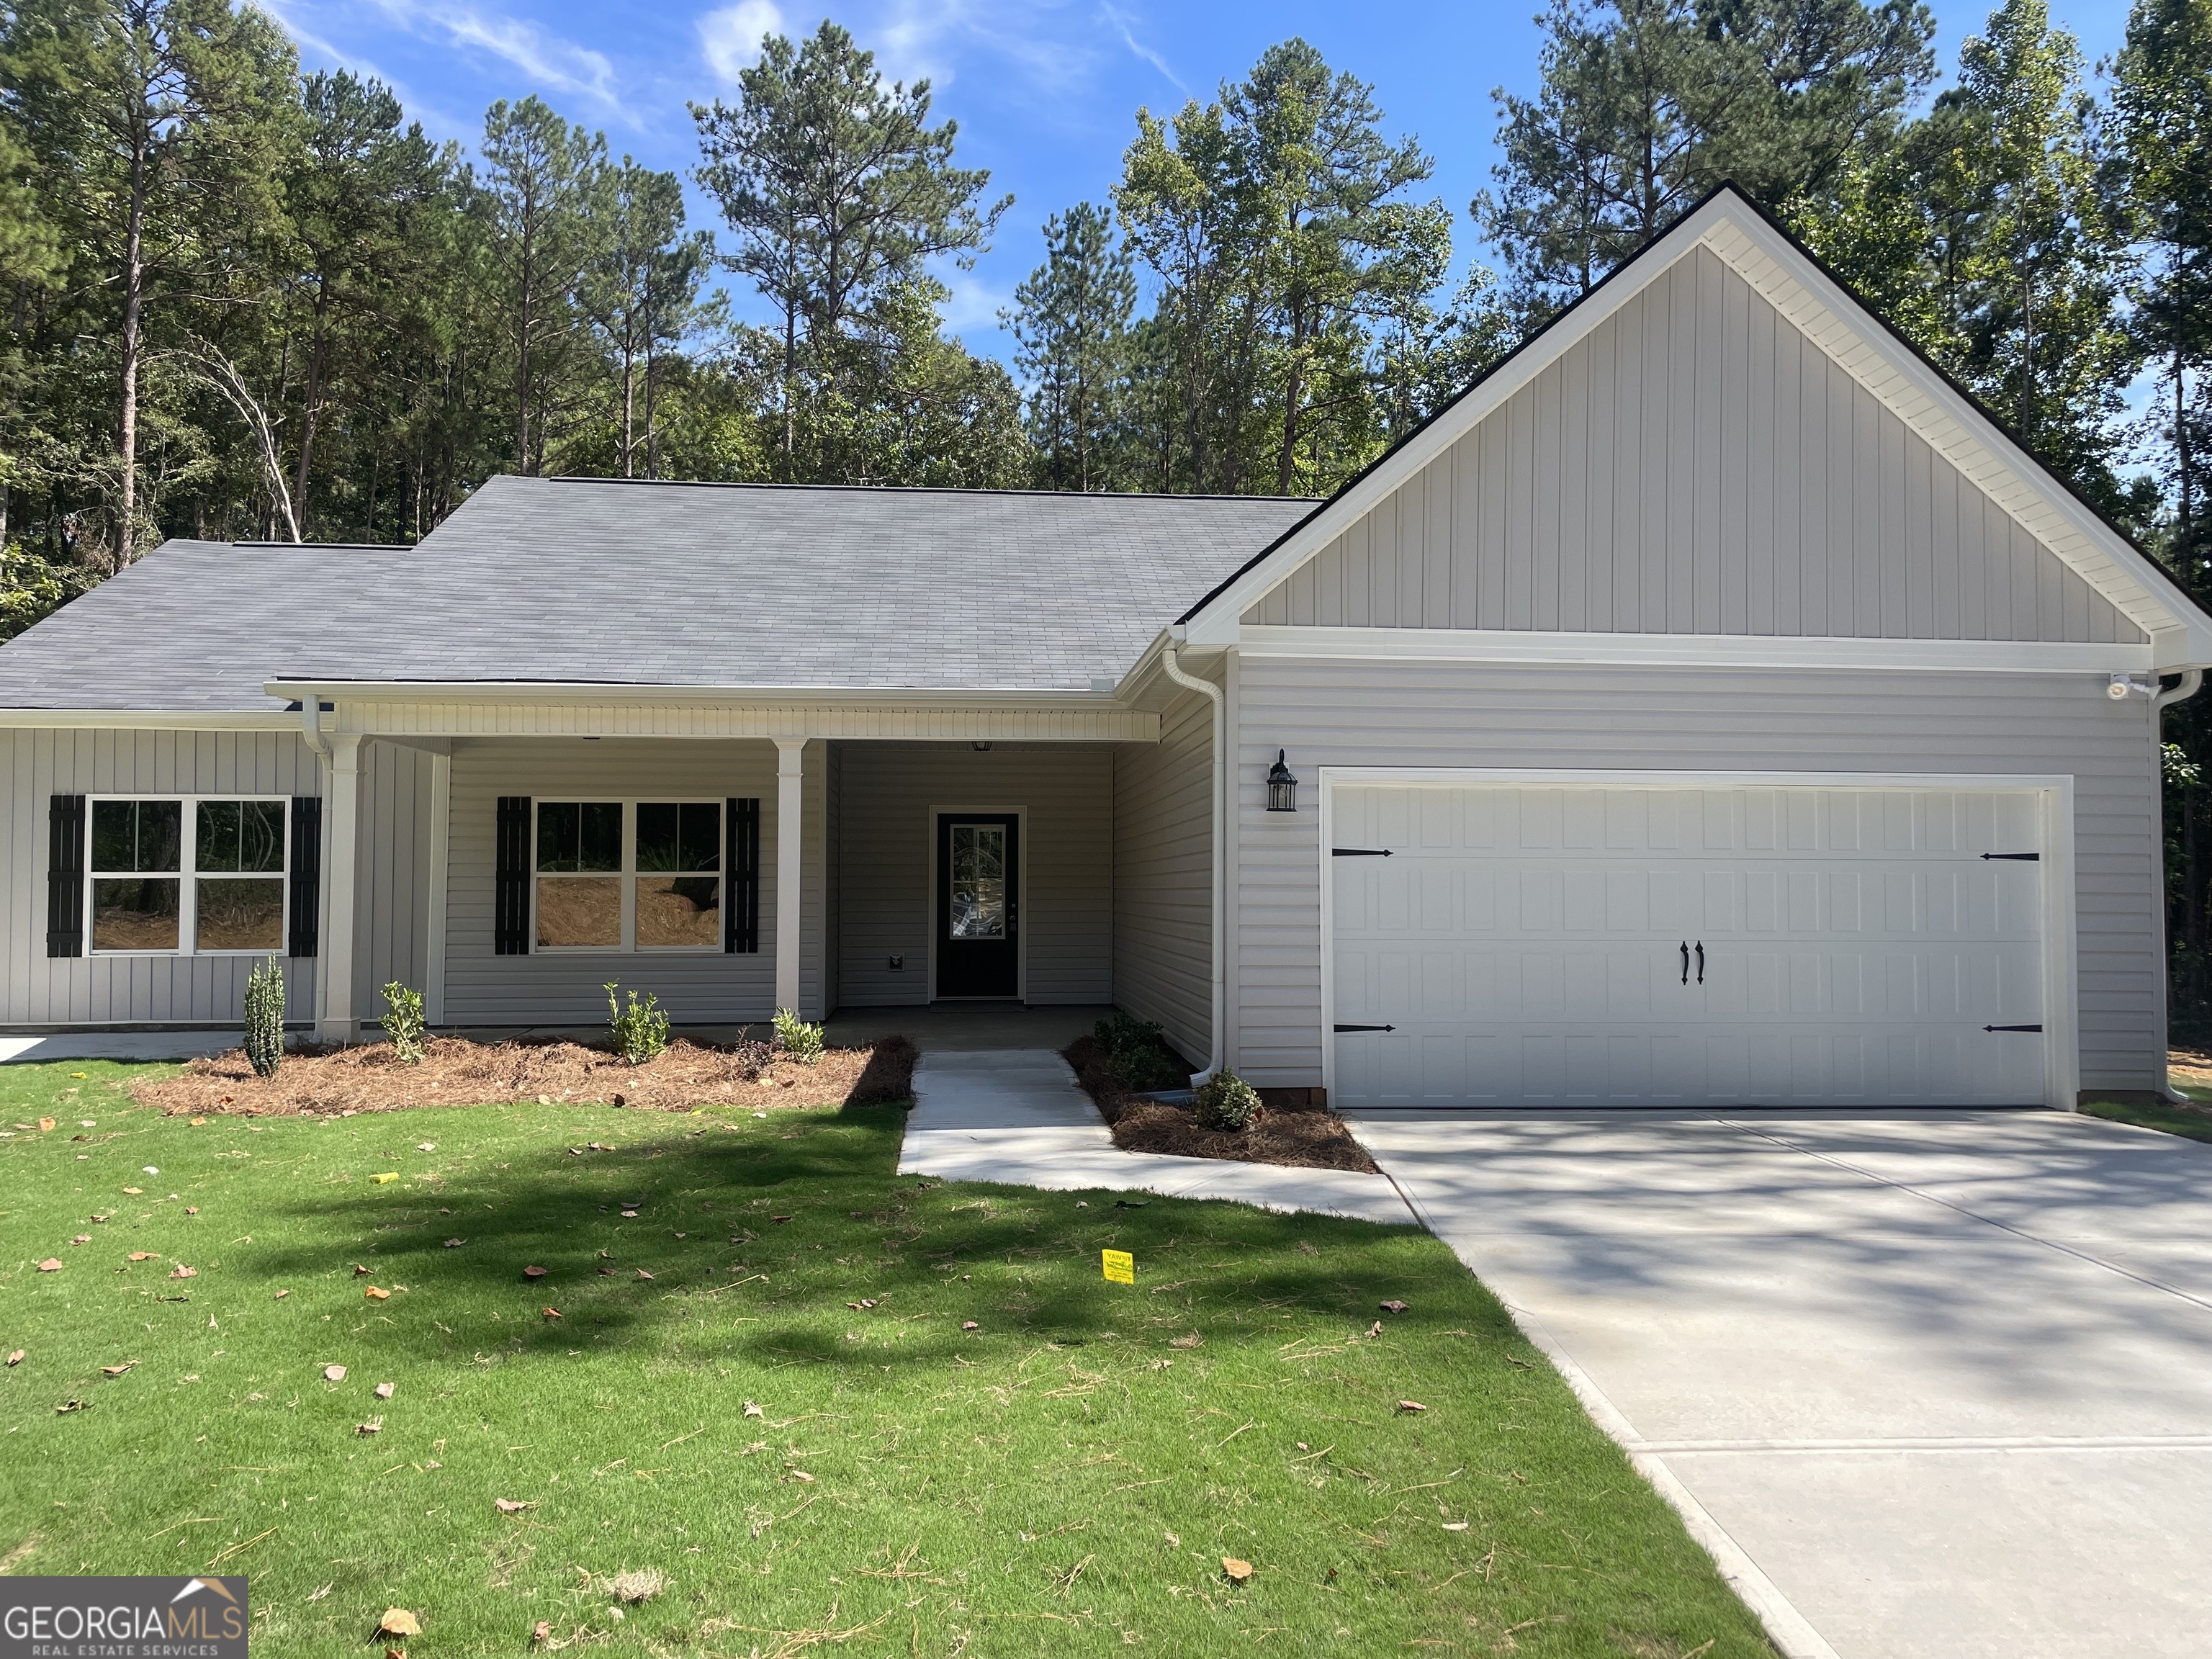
[[1346, 1109, 2212, 1659]]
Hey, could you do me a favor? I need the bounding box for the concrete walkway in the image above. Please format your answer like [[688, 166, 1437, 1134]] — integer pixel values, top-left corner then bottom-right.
[[898, 1049, 1413, 1227], [1349, 1108, 2212, 1659], [0, 1030, 246, 1064]]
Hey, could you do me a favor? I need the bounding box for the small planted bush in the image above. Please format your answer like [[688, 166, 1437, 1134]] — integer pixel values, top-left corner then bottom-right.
[[243, 955, 285, 1079], [1095, 1013, 1182, 1091], [774, 1007, 824, 1066], [379, 981, 426, 1064], [604, 981, 670, 1065], [1192, 1068, 1261, 1133]]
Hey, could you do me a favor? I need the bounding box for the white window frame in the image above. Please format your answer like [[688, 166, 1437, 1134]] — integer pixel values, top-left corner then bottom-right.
[[531, 798, 724, 954], [85, 793, 290, 958]]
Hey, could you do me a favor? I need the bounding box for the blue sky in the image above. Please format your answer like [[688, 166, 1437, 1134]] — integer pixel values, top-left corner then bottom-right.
[[261, 0, 2138, 366]]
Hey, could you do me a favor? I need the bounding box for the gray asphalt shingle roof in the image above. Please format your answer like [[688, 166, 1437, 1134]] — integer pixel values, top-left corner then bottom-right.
[[0, 476, 1316, 711]]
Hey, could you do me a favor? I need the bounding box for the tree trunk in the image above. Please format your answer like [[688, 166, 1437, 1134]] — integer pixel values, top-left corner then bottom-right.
[[292, 284, 329, 528], [516, 199, 535, 474], [117, 132, 149, 564]]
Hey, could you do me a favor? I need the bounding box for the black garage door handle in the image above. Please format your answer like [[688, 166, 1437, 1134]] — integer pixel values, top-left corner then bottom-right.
[[1984, 1024, 2044, 1033], [1334, 1024, 1395, 1033]]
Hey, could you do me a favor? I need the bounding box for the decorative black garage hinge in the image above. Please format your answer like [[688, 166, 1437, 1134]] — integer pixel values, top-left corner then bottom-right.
[[1981, 853, 2040, 860], [1984, 1024, 2044, 1033], [1333, 847, 1393, 857], [1334, 1023, 1396, 1033]]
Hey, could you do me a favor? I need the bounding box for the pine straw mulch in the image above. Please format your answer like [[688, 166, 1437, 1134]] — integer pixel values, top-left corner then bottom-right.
[[1062, 1034, 1380, 1174], [130, 1034, 920, 1118]]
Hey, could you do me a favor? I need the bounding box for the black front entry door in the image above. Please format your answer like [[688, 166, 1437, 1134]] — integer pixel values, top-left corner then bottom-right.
[[935, 813, 1019, 998]]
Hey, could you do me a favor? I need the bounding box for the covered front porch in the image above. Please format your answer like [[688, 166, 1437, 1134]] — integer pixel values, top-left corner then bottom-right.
[[293, 680, 1218, 1070]]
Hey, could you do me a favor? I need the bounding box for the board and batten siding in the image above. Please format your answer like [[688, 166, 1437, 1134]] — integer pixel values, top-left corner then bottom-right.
[[1231, 658, 2164, 1094], [1244, 246, 2143, 647], [352, 740, 439, 1022], [1111, 690, 1212, 1064], [835, 742, 1111, 1007], [442, 737, 819, 1025]]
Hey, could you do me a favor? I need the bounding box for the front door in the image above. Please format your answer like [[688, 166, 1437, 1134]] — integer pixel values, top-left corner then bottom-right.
[[936, 813, 1019, 998]]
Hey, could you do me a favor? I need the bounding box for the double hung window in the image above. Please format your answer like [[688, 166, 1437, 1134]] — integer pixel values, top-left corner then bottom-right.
[[88, 797, 287, 954], [535, 801, 721, 950]]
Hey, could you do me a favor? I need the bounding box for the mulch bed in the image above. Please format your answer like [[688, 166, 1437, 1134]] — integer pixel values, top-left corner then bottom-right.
[[1063, 1034, 1380, 1174], [131, 1034, 919, 1118]]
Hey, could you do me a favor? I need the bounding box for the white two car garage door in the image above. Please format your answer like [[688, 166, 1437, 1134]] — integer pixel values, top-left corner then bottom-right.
[[1329, 781, 2051, 1110]]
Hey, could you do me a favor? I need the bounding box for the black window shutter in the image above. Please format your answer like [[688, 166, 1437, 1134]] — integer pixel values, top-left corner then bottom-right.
[[496, 796, 531, 956], [288, 796, 322, 957], [46, 794, 85, 958], [726, 797, 760, 953]]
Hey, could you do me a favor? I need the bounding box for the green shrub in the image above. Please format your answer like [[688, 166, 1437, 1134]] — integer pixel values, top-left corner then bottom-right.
[[1192, 1068, 1261, 1133], [243, 955, 285, 1079], [604, 981, 670, 1065], [379, 981, 426, 1063], [1094, 1013, 1182, 1091], [774, 1006, 824, 1066]]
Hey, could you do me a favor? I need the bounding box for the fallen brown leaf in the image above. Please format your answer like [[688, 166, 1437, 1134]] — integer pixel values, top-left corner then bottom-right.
[[541, 1307, 562, 1321], [1167, 1334, 1202, 1349], [189, 1117, 207, 1127], [70, 1234, 90, 1246], [635, 1269, 653, 1280], [961, 1321, 979, 1331], [377, 1609, 420, 1637], [374, 1382, 395, 1400], [323, 1364, 347, 1382], [494, 1498, 535, 1514], [184, 1207, 198, 1215], [100, 1362, 133, 1377], [1396, 1400, 1427, 1413], [121, 1187, 142, 1195], [1364, 1321, 1383, 1339], [523, 1265, 547, 1280], [742, 1401, 764, 1418], [170, 1265, 197, 1280], [531, 1620, 552, 1644], [127, 1251, 158, 1262], [356, 1420, 382, 1436], [37, 1118, 54, 1133], [4, 1350, 22, 1367], [846, 1298, 877, 1310], [352, 1264, 370, 1276], [274, 1290, 290, 1300], [35, 1259, 60, 1272], [443, 1238, 464, 1249], [1221, 1557, 1254, 1584], [1380, 1300, 1408, 1314], [364, 1286, 390, 1301]]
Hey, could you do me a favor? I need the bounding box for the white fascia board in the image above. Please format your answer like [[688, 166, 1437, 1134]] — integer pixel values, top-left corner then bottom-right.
[[264, 678, 1130, 712], [0, 709, 300, 730], [1241, 626, 2154, 675]]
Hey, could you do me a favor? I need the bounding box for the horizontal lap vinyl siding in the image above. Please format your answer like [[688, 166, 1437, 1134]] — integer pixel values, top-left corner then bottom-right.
[[443, 737, 804, 1025], [1231, 658, 2163, 1092], [835, 742, 1110, 1007], [0, 727, 322, 1024], [1111, 691, 1212, 1064]]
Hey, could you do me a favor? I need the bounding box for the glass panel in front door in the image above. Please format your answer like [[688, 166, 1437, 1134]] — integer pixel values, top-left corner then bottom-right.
[[949, 825, 1007, 939]]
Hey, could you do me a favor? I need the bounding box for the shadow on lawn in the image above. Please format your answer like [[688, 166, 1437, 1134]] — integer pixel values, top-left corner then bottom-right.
[[235, 1102, 1501, 1371]]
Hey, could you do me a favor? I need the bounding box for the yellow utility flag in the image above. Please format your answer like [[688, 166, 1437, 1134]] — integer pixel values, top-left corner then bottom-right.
[[1101, 1249, 1135, 1285]]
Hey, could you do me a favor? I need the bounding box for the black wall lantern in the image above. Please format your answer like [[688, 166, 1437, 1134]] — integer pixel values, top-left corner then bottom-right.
[[1266, 750, 1300, 812]]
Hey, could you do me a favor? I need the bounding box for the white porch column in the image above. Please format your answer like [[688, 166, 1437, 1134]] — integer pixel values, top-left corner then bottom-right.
[[774, 738, 804, 1015], [316, 733, 363, 1043]]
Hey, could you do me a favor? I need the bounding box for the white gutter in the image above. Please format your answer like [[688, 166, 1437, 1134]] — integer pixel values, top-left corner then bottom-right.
[[298, 696, 329, 760], [1161, 631, 1225, 1087], [2159, 670, 2205, 1105]]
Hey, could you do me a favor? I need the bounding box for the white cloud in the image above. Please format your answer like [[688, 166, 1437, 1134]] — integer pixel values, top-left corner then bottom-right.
[[1097, 1, 1182, 91], [699, 0, 786, 87], [362, 0, 623, 114]]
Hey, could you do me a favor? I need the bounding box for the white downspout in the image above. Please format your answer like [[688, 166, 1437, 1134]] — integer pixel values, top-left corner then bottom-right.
[[2157, 670, 2205, 1105], [298, 691, 329, 760], [1161, 634, 1224, 1087]]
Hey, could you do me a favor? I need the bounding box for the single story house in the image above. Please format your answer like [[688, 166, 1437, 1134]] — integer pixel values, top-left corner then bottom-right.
[[3, 185, 2206, 1112]]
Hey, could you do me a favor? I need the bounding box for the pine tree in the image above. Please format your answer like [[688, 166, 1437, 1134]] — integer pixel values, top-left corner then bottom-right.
[[1004, 203, 1135, 490]]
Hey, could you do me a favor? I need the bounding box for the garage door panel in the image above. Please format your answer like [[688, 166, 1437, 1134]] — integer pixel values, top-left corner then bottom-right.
[[1333, 783, 2048, 1109]]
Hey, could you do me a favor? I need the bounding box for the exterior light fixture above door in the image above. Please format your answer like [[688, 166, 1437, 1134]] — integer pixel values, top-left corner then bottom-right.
[[1266, 750, 1300, 812]]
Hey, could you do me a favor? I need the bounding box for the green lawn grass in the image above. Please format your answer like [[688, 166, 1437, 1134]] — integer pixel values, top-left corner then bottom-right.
[[2082, 1089, 2212, 1145], [0, 1060, 1773, 1658]]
